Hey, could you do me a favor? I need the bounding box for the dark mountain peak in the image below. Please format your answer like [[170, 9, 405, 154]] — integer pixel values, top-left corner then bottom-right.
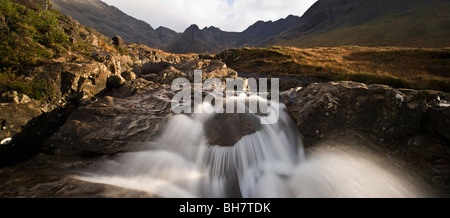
[[284, 14, 300, 21], [254, 20, 269, 24], [186, 24, 200, 31], [156, 26, 177, 33], [202, 26, 222, 32], [155, 26, 179, 44], [241, 15, 301, 42], [285, 14, 298, 19]]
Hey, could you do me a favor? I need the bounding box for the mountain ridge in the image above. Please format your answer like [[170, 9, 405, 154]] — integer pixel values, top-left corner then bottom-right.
[[265, 0, 450, 48], [50, 0, 450, 53], [50, 0, 301, 53]]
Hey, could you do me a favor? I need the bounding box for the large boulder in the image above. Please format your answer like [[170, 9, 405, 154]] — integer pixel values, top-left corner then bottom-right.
[[282, 81, 445, 143], [0, 100, 44, 142], [141, 61, 172, 75], [107, 74, 126, 89], [43, 86, 173, 156]]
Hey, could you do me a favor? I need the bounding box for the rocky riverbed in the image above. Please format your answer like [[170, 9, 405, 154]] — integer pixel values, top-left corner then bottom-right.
[[1, 77, 449, 197], [0, 37, 449, 197]]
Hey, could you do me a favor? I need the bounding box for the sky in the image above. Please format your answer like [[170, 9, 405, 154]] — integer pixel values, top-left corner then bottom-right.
[[102, 0, 318, 32]]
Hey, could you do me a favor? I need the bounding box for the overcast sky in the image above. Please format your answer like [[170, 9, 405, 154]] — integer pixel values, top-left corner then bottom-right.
[[102, 0, 317, 32]]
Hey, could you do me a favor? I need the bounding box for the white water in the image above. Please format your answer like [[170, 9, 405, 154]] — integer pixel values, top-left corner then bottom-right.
[[77, 96, 426, 198]]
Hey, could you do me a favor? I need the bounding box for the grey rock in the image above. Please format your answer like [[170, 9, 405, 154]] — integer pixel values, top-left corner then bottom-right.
[[43, 87, 173, 156], [283, 81, 444, 143], [141, 61, 172, 75]]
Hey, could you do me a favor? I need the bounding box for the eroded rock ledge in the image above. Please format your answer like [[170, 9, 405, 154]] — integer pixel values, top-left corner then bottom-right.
[[282, 81, 450, 146]]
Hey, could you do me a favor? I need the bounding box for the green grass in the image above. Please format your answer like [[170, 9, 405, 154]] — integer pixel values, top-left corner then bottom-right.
[[0, 0, 116, 101], [0, 0, 71, 70], [0, 68, 53, 101], [0, 0, 70, 101]]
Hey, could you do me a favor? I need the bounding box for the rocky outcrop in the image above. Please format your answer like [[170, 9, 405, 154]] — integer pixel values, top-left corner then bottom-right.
[[0, 99, 45, 142], [282, 81, 447, 143], [140, 59, 239, 85], [141, 62, 173, 75], [20, 62, 110, 106], [174, 59, 238, 82], [153, 66, 187, 84], [43, 84, 173, 156], [0, 153, 157, 198]]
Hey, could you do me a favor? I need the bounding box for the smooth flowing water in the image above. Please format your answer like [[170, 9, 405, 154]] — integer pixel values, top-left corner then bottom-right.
[[77, 96, 427, 198]]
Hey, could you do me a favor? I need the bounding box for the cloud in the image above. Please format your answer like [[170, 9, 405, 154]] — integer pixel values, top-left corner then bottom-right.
[[102, 0, 317, 32]]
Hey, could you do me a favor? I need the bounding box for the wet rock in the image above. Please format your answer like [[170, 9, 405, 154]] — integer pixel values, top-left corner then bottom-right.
[[43, 87, 173, 156], [283, 81, 445, 143], [204, 113, 260, 147], [0, 154, 157, 198]]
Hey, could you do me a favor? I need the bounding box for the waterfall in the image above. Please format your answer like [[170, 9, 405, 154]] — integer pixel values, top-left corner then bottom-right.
[[76, 95, 426, 198]]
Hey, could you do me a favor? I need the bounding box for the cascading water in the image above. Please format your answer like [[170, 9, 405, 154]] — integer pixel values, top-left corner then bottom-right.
[[76, 95, 427, 198]]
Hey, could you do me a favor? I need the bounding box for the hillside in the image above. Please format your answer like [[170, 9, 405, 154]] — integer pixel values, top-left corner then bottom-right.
[[50, 0, 177, 48], [266, 0, 450, 48], [0, 0, 197, 166], [216, 46, 450, 92], [0, 0, 120, 101]]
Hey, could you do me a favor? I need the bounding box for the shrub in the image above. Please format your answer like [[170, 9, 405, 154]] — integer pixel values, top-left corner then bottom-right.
[[0, 68, 53, 101], [0, 0, 71, 70]]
